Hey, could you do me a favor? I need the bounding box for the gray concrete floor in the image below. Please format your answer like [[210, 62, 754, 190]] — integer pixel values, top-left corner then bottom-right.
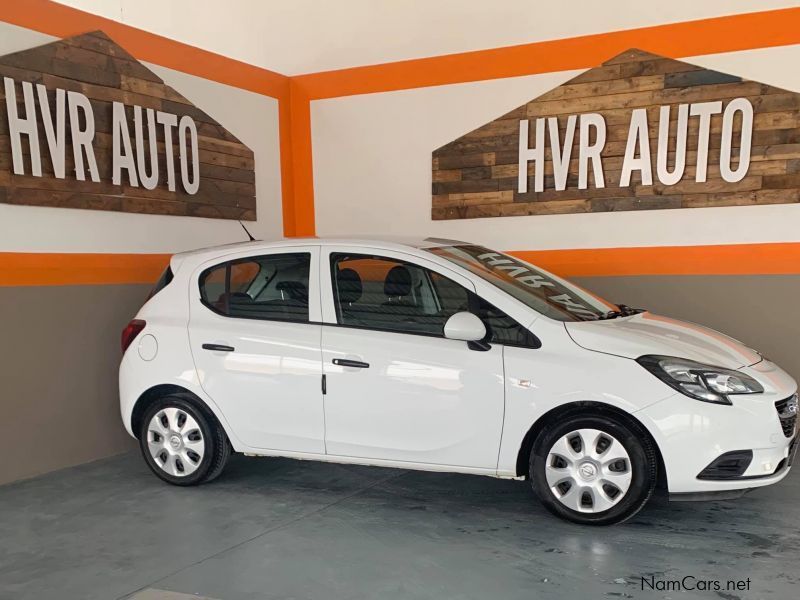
[[0, 452, 798, 600]]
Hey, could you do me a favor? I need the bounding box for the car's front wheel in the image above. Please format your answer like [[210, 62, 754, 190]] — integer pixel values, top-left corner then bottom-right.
[[139, 396, 231, 486], [530, 412, 657, 525]]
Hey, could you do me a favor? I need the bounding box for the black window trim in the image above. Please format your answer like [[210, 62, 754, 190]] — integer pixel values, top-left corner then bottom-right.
[[328, 251, 541, 350], [147, 265, 174, 300], [198, 251, 313, 325]]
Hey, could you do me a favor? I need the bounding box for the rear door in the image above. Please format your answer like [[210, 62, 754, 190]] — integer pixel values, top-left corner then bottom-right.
[[188, 246, 324, 453]]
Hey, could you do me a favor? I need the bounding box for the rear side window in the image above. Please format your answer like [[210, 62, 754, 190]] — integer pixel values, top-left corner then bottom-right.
[[199, 253, 311, 323], [148, 266, 174, 300]]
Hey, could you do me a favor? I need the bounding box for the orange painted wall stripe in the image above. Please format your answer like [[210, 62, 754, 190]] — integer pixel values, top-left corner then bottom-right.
[[0, 253, 171, 287], [278, 92, 297, 237], [286, 81, 317, 237], [3, 6, 800, 273], [294, 7, 800, 99], [286, 7, 800, 238], [0, 0, 303, 237], [0, 0, 288, 98], [509, 243, 800, 278], [2, 243, 800, 287]]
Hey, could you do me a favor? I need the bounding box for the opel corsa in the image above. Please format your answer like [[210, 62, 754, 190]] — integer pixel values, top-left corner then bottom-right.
[[120, 238, 798, 525]]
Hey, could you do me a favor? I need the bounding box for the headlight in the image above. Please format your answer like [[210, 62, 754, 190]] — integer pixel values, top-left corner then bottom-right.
[[637, 355, 764, 405]]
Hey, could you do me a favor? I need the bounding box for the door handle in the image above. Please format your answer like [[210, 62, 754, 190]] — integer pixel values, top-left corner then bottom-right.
[[202, 343, 235, 352], [332, 358, 369, 369]]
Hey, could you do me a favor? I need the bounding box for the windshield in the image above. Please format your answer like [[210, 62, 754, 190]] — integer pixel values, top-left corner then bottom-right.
[[428, 245, 616, 322]]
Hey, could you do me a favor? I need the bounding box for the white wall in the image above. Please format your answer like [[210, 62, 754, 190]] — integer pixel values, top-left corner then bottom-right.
[[0, 22, 282, 254], [311, 45, 800, 251], [53, 0, 799, 75]]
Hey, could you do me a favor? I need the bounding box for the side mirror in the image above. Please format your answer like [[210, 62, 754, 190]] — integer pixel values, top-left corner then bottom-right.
[[444, 311, 486, 343]]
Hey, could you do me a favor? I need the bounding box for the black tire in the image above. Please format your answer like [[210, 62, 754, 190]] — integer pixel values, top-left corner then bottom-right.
[[203, 435, 232, 483], [529, 411, 657, 525], [138, 395, 231, 486]]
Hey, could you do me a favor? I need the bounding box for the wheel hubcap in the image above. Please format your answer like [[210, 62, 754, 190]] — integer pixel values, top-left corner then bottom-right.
[[578, 462, 597, 481], [545, 428, 632, 513], [147, 407, 205, 477]]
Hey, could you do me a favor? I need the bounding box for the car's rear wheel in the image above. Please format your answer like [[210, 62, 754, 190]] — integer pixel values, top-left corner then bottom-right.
[[530, 412, 657, 525], [139, 396, 230, 486]]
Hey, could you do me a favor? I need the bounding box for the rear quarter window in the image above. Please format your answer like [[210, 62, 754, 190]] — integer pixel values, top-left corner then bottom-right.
[[147, 266, 174, 300]]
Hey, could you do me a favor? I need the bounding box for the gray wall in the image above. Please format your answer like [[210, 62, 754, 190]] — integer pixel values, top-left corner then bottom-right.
[[1, 275, 797, 485], [0, 284, 149, 485], [0, 21, 281, 486]]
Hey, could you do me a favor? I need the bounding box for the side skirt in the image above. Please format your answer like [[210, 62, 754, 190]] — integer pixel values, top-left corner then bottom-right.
[[241, 450, 518, 478], [669, 489, 751, 502]]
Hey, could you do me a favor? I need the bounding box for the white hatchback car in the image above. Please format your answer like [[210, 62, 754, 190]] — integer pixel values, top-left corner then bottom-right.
[[120, 237, 798, 525]]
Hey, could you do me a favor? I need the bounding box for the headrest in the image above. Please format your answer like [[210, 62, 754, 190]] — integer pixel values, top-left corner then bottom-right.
[[337, 268, 362, 304], [384, 265, 412, 297], [216, 291, 252, 311], [276, 280, 308, 302]]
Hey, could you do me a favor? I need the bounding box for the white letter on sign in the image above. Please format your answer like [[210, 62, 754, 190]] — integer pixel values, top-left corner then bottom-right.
[[549, 115, 577, 191], [112, 101, 139, 187], [518, 118, 545, 194], [157, 111, 178, 192], [620, 108, 652, 187], [178, 116, 200, 195], [4, 77, 42, 177], [578, 113, 606, 189], [134, 106, 160, 190], [37, 84, 67, 179], [690, 101, 723, 183], [720, 98, 753, 183], [67, 90, 100, 182], [656, 104, 688, 186]]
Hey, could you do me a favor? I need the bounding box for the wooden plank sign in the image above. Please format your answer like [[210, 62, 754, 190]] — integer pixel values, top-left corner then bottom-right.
[[432, 48, 800, 220], [0, 31, 256, 220]]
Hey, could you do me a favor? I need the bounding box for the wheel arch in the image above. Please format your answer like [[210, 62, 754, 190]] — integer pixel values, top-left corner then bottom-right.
[[514, 401, 668, 489], [131, 384, 225, 440]]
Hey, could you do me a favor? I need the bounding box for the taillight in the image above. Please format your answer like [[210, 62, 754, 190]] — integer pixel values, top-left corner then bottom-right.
[[121, 319, 146, 352]]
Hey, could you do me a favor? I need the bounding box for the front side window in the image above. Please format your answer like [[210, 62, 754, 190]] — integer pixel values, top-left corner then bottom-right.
[[200, 252, 310, 323], [429, 272, 538, 347], [330, 253, 536, 347], [428, 245, 614, 322]]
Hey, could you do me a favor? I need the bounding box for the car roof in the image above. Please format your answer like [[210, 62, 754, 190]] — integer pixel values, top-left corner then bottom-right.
[[169, 235, 472, 271]]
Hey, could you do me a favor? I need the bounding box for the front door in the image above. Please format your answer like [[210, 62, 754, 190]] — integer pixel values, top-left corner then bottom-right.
[[320, 248, 505, 469], [189, 246, 324, 453]]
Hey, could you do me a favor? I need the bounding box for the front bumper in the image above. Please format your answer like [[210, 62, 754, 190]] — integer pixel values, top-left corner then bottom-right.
[[635, 359, 797, 494], [670, 437, 797, 501]]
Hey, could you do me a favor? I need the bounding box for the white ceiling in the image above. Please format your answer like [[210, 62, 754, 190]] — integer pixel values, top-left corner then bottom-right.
[[54, 0, 800, 75]]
